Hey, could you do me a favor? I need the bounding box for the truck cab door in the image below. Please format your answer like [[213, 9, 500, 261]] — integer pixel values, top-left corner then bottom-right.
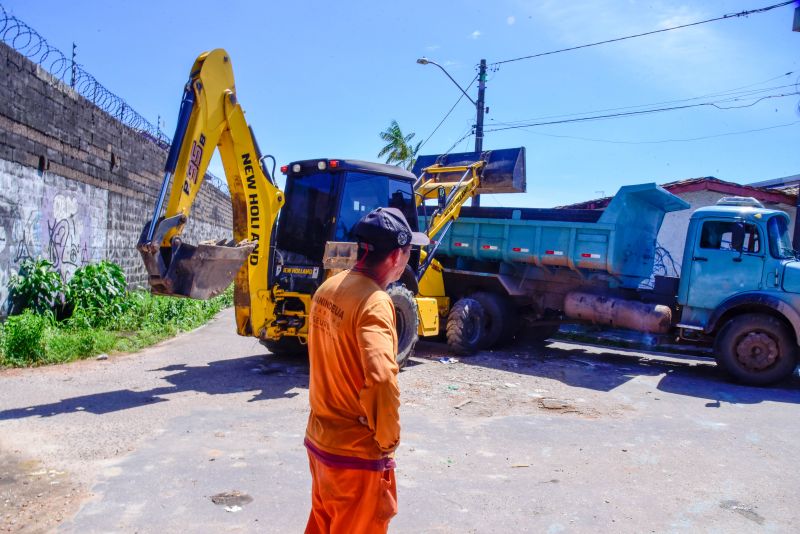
[[685, 219, 765, 311]]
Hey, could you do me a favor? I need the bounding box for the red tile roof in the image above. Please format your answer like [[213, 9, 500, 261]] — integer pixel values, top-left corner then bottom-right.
[[557, 177, 797, 209]]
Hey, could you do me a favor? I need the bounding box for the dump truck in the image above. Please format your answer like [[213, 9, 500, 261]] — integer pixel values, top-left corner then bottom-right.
[[413, 178, 800, 386]]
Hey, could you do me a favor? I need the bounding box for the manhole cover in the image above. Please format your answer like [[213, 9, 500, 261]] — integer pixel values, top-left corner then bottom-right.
[[211, 491, 253, 507]]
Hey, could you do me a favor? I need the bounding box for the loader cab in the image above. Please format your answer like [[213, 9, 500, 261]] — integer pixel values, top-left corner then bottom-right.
[[275, 159, 420, 291]]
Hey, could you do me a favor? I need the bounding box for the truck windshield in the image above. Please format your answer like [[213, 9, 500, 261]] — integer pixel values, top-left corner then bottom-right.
[[335, 172, 417, 241], [768, 215, 795, 259]]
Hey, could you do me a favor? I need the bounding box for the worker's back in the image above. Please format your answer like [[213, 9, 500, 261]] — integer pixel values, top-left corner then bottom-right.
[[305, 270, 399, 460]]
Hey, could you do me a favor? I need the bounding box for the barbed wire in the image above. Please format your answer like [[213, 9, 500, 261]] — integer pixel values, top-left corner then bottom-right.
[[0, 4, 230, 196]]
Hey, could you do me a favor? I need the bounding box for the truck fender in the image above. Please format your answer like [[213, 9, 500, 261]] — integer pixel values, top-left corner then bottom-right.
[[706, 293, 800, 344]]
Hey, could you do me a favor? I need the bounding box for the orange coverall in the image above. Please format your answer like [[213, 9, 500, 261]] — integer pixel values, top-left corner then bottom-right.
[[305, 270, 401, 534]]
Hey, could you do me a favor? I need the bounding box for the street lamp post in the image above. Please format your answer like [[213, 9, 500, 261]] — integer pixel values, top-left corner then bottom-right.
[[417, 57, 487, 206]]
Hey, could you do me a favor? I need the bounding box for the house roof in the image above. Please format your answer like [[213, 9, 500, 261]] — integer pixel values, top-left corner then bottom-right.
[[557, 176, 798, 210]]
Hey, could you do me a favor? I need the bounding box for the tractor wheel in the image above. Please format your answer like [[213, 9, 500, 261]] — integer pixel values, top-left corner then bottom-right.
[[471, 291, 516, 349], [446, 298, 486, 355], [387, 284, 419, 368], [714, 313, 798, 386]]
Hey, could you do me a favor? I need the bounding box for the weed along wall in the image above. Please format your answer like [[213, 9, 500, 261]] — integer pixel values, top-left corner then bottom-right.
[[0, 42, 233, 312]]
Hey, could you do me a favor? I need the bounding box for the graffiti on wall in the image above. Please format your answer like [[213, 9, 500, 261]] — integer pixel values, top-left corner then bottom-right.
[[0, 172, 101, 309]]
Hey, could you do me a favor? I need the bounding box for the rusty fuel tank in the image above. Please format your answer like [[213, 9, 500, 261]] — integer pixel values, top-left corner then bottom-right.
[[564, 292, 672, 334]]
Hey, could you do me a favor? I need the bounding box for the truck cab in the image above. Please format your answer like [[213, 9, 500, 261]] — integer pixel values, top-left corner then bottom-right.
[[677, 197, 800, 384]]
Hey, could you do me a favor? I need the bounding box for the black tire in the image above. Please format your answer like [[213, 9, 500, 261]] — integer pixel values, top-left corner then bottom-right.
[[260, 336, 308, 357], [446, 298, 486, 355], [387, 284, 419, 368], [471, 291, 516, 349], [714, 313, 798, 386]]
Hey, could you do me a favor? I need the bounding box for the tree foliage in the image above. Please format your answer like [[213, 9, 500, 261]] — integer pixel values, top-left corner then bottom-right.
[[377, 120, 422, 171]]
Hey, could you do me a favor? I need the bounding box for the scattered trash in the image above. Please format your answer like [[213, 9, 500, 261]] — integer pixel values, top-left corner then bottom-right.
[[225, 506, 242, 513], [511, 463, 530, 468], [454, 399, 472, 409], [539, 398, 571, 410], [503, 383, 518, 388], [438, 357, 459, 364], [447, 385, 459, 391], [211, 490, 253, 507], [96, 353, 108, 361]]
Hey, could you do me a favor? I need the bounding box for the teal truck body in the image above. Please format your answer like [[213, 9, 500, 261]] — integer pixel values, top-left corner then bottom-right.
[[423, 183, 800, 386]]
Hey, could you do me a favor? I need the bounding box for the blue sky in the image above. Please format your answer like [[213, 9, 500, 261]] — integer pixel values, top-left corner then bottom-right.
[[4, 0, 799, 207]]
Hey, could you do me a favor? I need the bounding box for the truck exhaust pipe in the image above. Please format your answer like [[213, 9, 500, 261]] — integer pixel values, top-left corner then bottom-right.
[[564, 291, 672, 334]]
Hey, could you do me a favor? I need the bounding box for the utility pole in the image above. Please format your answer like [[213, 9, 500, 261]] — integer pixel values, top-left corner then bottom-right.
[[473, 59, 487, 207]]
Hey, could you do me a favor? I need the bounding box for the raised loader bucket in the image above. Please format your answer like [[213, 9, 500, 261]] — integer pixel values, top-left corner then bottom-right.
[[412, 147, 526, 194], [137, 215, 255, 299]]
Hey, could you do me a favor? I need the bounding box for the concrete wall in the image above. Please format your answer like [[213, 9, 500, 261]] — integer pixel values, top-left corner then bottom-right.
[[0, 42, 232, 309], [654, 190, 796, 278]]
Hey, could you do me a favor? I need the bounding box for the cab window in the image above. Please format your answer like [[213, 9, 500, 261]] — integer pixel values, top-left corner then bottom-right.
[[699, 220, 760, 253]]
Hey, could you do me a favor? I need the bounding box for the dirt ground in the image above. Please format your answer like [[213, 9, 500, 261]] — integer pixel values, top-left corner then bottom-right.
[[1, 311, 798, 533]]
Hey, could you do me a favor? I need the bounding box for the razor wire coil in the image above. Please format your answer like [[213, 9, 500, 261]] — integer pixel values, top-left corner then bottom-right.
[[0, 5, 230, 196]]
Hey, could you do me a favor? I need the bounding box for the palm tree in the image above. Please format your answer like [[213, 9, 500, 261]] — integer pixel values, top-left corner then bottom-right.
[[377, 120, 422, 171]]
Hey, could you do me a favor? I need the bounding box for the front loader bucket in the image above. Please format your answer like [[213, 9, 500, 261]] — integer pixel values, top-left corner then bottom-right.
[[137, 216, 255, 299], [412, 147, 526, 194]]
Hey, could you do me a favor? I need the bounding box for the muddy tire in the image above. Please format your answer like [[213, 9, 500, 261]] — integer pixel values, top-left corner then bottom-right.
[[446, 298, 486, 355], [471, 291, 516, 349], [387, 284, 419, 368], [714, 313, 798, 386], [261, 337, 307, 357]]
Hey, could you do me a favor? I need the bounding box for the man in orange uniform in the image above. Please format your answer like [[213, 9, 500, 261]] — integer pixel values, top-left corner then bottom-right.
[[304, 207, 429, 534]]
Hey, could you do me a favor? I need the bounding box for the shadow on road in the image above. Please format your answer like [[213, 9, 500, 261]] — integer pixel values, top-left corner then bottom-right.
[[0, 353, 310, 421], [415, 339, 800, 405]]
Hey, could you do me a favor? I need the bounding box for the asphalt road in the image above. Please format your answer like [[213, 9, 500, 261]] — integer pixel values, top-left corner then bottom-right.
[[1, 309, 799, 533]]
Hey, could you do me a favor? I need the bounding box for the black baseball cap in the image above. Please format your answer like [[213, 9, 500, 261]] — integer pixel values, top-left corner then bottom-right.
[[353, 207, 430, 252]]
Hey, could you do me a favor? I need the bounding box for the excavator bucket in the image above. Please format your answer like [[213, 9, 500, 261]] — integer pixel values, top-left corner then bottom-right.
[[137, 215, 256, 300], [412, 147, 526, 194]]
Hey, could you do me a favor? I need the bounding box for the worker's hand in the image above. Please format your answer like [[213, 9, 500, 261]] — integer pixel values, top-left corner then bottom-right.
[[358, 416, 369, 427]]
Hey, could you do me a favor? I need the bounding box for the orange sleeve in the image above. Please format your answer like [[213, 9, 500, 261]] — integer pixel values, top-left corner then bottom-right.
[[357, 298, 400, 454]]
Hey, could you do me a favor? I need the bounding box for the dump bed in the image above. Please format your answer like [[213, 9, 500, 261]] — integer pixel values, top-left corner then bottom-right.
[[422, 183, 689, 289]]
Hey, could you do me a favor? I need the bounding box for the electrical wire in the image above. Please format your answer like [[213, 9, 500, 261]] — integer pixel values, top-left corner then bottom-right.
[[482, 92, 800, 132], [490, 1, 796, 67], [502, 120, 800, 145], [418, 74, 478, 152], [489, 76, 796, 126]]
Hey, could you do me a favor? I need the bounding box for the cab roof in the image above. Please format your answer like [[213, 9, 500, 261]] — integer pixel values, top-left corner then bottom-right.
[[691, 204, 788, 220], [285, 158, 416, 181]]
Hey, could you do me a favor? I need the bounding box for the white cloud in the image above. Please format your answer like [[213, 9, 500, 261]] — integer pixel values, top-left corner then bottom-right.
[[507, 15, 515, 26], [426, 44, 440, 51], [470, 30, 481, 39]]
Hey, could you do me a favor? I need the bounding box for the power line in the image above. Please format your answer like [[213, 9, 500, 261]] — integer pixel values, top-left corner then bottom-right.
[[418, 74, 478, 152], [491, 1, 796, 67], [483, 92, 800, 132], [489, 73, 796, 126], [504, 120, 800, 145]]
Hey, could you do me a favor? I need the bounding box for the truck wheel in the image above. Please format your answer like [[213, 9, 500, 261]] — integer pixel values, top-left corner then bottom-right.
[[387, 284, 419, 368], [446, 298, 486, 355], [714, 313, 798, 386], [471, 291, 516, 349], [261, 337, 307, 357]]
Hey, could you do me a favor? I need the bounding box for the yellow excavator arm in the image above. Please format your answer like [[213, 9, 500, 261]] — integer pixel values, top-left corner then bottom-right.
[[137, 49, 284, 338]]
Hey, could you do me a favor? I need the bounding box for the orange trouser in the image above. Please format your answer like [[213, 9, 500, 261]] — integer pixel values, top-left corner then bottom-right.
[[305, 451, 398, 534]]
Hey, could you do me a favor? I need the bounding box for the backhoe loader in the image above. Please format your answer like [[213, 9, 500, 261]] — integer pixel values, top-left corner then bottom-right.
[[137, 49, 526, 363]]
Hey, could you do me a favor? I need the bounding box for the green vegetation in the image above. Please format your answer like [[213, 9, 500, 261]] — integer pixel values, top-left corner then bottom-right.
[[377, 119, 421, 171], [1, 258, 233, 367]]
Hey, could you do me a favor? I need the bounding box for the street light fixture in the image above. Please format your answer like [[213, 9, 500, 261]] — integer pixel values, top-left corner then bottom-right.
[[417, 56, 488, 206], [416, 58, 477, 106]]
